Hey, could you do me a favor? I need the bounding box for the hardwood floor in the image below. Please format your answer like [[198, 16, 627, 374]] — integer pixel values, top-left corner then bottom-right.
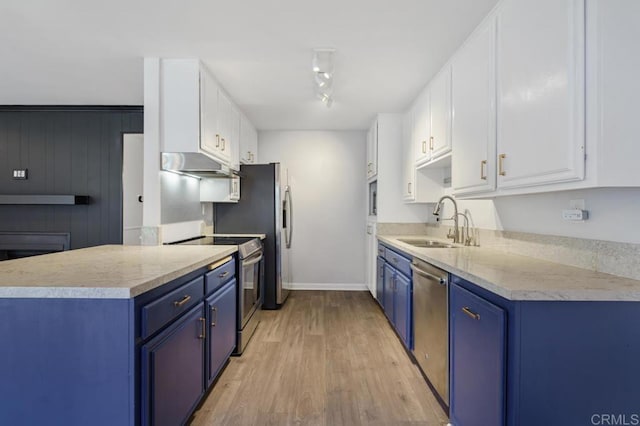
[[191, 291, 448, 426]]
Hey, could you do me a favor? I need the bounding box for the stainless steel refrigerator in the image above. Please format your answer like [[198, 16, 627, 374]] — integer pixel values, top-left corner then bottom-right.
[[214, 163, 292, 309]]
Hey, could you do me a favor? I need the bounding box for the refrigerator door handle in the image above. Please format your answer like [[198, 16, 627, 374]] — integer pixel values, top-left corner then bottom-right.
[[284, 186, 292, 248]]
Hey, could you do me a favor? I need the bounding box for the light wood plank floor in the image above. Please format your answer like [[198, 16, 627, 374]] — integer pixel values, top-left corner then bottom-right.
[[192, 291, 448, 426]]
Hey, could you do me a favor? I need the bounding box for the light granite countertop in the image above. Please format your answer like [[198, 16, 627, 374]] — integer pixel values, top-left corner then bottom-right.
[[0, 245, 237, 299], [378, 235, 640, 301]]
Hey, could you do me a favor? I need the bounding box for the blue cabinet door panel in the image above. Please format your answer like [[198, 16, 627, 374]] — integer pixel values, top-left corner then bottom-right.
[[450, 282, 506, 426], [376, 256, 385, 304], [383, 263, 395, 322], [142, 304, 205, 426], [207, 279, 237, 385], [394, 271, 412, 349]]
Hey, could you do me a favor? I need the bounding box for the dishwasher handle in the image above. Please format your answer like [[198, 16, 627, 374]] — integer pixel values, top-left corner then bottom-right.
[[411, 264, 448, 285]]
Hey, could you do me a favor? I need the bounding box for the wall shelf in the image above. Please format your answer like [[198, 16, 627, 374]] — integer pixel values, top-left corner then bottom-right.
[[0, 195, 90, 205]]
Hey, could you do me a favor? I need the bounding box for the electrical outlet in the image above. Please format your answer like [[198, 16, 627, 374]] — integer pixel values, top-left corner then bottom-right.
[[12, 169, 28, 180], [562, 209, 589, 221]]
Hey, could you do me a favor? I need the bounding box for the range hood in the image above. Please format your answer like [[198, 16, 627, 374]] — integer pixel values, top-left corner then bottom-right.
[[161, 152, 236, 178]]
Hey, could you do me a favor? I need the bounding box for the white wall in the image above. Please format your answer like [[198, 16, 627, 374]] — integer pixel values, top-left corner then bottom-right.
[[435, 187, 640, 244], [259, 130, 367, 289]]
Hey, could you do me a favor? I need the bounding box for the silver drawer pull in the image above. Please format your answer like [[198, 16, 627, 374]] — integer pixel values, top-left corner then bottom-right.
[[211, 306, 218, 327], [173, 295, 191, 307], [218, 271, 229, 279], [462, 307, 480, 321], [198, 317, 206, 339]]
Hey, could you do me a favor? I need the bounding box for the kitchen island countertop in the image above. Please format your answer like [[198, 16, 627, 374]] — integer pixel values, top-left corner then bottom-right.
[[0, 244, 237, 299], [379, 235, 640, 301]]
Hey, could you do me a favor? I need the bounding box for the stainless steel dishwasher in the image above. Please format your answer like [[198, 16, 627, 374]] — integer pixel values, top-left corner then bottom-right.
[[411, 258, 449, 407]]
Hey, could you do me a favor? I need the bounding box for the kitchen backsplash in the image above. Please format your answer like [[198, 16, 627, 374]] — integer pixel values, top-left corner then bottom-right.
[[377, 222, 640, 282]]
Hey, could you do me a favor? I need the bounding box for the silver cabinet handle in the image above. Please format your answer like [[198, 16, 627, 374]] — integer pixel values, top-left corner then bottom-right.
[[198, 317, 206, 339], [218, 271, 229, 279], [499, 154, 506, 176], [216, 134, 220, 148], [462, 307, 480, 321], [481, 160, 487, 180], [429, 136, 434, 150], [408, 182, 412, 194], [173, 295, 191, 307], [211, 306, 218, 327], [422, 140, 427, 153], [221, 138, 226, 151]]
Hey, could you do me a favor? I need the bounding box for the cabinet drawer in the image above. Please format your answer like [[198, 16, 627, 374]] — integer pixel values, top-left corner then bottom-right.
[[384, 248, 411, 278], [377, 242, 386, 258], [141, 276, 204, 339], [205, 256, 235, 295]]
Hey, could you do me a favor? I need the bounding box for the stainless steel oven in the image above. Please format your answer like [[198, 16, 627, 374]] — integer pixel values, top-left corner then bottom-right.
[[236, 239, 263, 354]]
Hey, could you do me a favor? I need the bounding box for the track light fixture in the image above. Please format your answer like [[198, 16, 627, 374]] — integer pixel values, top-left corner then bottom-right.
[[312, 48, 335, 108]]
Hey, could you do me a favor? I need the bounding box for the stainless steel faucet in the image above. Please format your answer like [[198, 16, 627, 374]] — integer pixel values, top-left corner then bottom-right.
[[432, 195, 459, 244]]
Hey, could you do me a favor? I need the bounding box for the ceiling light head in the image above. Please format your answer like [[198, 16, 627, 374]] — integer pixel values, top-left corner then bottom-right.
[[312, 48, 336, 108], [312, 48, 335, 75]]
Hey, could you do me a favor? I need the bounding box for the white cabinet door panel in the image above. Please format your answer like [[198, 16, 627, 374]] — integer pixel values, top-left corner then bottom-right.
[[429, 66, 452, 159], [452, 20, 496, 196], [497, 0, 585, 189]]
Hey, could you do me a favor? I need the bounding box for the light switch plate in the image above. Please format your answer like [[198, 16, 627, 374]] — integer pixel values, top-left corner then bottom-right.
[[12, 169, 28, 180]]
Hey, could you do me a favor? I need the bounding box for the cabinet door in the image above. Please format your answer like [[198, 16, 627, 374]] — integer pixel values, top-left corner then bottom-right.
[[402, 110, 416, 201], [496, 0, 585, 189], [368, 121, 378, 178], [452, 20, 497, 196], [429, 66, 452, 160], [239, 114, 257, 164], [216, 90, 232, 162], [141, 304, 205, 426], [229, 106, 241, 171], [376, 256, 385, 304], [394, 272, 411, 349], [450, 283, 506, 426], [200, 67, 219, 156], [414, 88, 431, 165], [207, 280, 237, 386], [383, 264, 395, 322]]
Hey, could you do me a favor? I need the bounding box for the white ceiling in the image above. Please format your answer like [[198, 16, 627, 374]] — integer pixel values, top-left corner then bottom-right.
[[0, 0, 498, 130]]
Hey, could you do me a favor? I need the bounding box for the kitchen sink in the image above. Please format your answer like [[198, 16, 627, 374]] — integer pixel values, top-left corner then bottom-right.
[[397, 238, 458, 248]]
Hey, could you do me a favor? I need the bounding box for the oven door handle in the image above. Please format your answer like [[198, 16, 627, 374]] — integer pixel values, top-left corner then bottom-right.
[[243, 253, 263, 267]]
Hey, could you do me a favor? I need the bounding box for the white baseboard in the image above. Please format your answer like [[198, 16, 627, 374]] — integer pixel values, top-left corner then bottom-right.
[[286, 282, 368, 291]]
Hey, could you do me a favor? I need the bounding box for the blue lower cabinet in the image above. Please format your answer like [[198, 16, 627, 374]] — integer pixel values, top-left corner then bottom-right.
[[141, 303, 206, 426], [383, 263, 395, 321], [376, 256, 385, 305], [380, 244, 413, 351], [394, 271, 412, 349], [207, 278, 237, 386], [450, 282, 506, 426]]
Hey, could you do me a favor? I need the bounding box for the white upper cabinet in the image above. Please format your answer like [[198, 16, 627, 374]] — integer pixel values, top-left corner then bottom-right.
[[199, 66, 220, 158], [215, 90, 233, 164], [229, 106, 240, 171], [240, 114, 258, 164], [367, 120, 378, 179], [452, 19, 497, 196], [496, 0, 585, 190], [402, 110, 415, 201], [429, 66, 453, 160], [161, 58, 255, 171], [413, 88, 431, 166]]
